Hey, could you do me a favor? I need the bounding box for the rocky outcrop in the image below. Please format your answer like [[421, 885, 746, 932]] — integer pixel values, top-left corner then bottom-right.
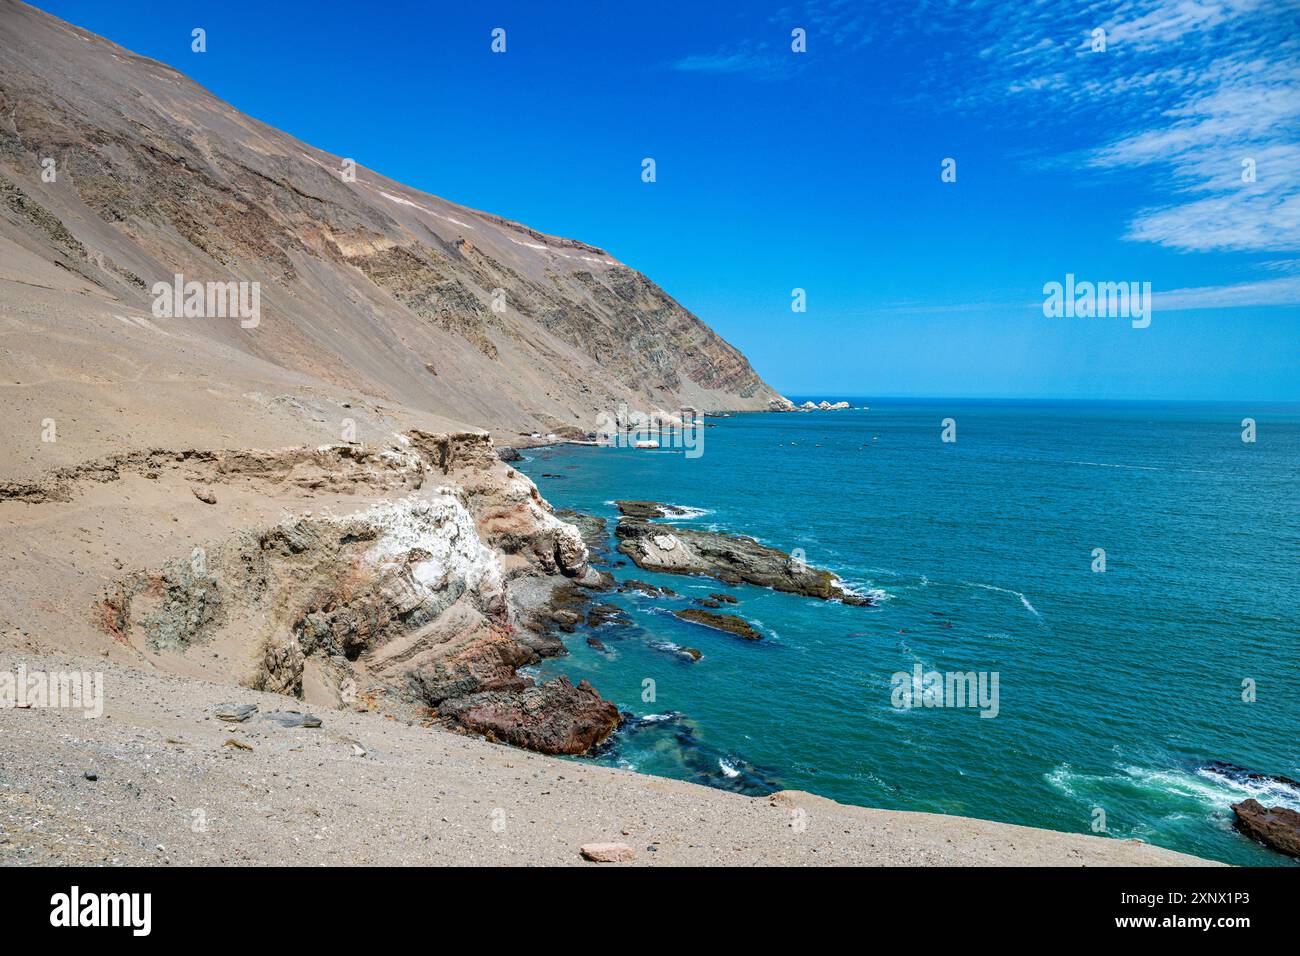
[[555, 509, 611, 563], [616, 518, 873, 605], [673, 608, 762, 641], [439, 676, 621, 755], [614, 500, 696, 519], [1231, 799, 1300, 858], [621, 579, 679, 598], [92, 431, 621, 756]]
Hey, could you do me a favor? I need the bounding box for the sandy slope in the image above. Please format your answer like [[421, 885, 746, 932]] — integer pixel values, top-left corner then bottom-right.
[[0, 651, 1211, 866], [0, 0, 787, 440]]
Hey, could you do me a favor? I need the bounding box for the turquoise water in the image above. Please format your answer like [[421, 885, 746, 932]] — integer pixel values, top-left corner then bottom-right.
[[516, 400, 1299, 866]]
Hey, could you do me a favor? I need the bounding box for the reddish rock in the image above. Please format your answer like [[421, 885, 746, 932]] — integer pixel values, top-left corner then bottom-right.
[[1232, 799, 1300, 857], [580, 842, 636, 863], [441, 676, 621, 755]]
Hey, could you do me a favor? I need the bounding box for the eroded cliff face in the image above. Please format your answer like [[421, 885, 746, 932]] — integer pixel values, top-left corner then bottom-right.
[[0, 2, 788, 439], [88, 433, 620, 755]]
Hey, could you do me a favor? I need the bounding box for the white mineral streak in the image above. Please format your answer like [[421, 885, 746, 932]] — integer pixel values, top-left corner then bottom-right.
[[339, 492, 504, 598]]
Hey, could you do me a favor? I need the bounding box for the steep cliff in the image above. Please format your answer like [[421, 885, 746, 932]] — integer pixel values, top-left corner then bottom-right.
[[0, 0, 787, 440]]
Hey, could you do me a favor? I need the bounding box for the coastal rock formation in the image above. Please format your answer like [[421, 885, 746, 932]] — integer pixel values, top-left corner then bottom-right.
[[621, 579, 679, 598], [90, 431, 621, 756], [616, 516, 872, 605], [1231, 800, 1300, 858], [439, 676, 621, 755], [555, 509, 612, 563], [614, 500, 696, 519], [673, 608, 762, 641]]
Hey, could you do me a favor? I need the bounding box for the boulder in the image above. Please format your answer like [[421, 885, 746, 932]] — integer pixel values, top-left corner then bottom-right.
[[673, 608, 761, 641], [1232, 799, 1300, 857], [213, 702, 257, 722], [613, 500, 693, 519], [440, 676, 621, 755]]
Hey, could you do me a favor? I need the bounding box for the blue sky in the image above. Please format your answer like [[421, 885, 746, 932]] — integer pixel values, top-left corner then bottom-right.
[[30, 0, 1300, 400]]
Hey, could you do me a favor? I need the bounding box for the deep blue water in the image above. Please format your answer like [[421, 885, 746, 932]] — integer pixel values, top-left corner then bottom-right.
[[516, 399, 1299, 865]]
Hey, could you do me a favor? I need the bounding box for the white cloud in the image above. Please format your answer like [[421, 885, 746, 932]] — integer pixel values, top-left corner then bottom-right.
[[1154, 274, 1300, 310]]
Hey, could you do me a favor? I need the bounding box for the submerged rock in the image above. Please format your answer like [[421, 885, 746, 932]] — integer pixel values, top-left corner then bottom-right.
[[673, 608, 761, 640], [621, 579, 678, 598], [587, 603, 631, 628], [616, 519, 871, 605], [1232, 799, 1300, 857]]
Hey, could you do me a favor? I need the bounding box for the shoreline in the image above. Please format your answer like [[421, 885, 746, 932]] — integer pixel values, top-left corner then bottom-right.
[[0, 649, 1213, 866]]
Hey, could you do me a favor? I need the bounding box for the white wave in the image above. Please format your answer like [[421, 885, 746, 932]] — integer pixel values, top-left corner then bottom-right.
[[1061, 459, 1160, 472], [1045, 762, 1300, 814], [965, 581, 1041, 619], [835, 577, 890, 603], [719, 759, 740, 778], [663, 504, 710, 520]]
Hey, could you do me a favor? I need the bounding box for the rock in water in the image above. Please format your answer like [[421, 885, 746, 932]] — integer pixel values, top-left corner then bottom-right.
[[673, 608, 762, 640], [616, 519, 872, 605], [580, 842, 636, 863], [587, 603, 630, 627], [1232, 799, 1300, 857], [614, 500, 693, 519]]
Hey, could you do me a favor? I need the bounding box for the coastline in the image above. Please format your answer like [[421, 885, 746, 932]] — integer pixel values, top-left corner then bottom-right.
[[0, 649, 1212, 866], [511, 409, 1300, 867]]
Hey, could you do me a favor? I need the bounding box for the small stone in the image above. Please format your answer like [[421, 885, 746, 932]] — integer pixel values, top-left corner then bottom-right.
[[83, 771, 97, 781], [192, 484, 217, 504], [213, 702, 257, 722], [580, 842, 636, 863]]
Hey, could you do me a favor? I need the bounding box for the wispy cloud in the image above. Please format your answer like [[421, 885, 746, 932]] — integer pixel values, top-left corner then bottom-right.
[[950, 0, 1300, 255], [672, 1, 1298, 274], [671, 50, 775, 75]]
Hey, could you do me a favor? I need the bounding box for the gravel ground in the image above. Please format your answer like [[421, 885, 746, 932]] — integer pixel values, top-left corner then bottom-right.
[[0, 652, 1212, 867]]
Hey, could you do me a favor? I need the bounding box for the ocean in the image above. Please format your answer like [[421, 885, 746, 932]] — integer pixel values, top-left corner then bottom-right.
[[515, 399, 1299, 866]]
